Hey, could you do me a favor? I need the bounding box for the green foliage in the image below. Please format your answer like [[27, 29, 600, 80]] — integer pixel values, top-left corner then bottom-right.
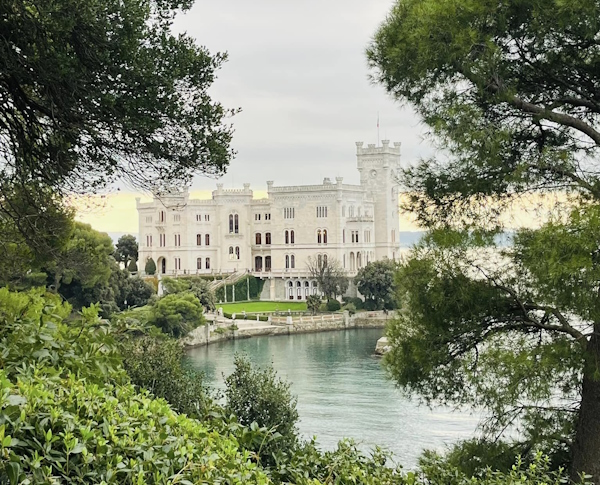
[[306, 256, 348, 299], [1, 0, 236, 196], [224, 355, 299, 464], [0, 288, 269, 484], [149, 292, 204, 337], [326, 298, 341, 312], [215, 276, 265, 302], [115, 234, 138, 268], [342, 296, 365, 310], [121, 335, 212, 418], [162, 276, 216, 311], [127, 259, 138, 272], [356, 259, 398, 310], [306, 294, 321, 315], [342, 302, 357, 315], [145, 257, 157, 275], [121, 276, 154, 308]]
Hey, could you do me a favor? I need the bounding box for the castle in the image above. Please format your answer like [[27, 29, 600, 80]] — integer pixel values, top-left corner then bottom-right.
[[136, 140, 402, 300]]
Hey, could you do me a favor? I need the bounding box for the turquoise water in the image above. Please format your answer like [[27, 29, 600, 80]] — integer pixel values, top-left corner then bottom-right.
[[185, 328, 480, 468]]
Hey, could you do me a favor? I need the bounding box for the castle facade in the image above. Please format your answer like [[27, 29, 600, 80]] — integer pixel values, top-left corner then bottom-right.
[[136, 140, 402, 300]]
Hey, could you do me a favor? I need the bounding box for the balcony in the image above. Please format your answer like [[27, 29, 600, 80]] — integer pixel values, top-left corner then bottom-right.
[[347, 216, 374, 223]]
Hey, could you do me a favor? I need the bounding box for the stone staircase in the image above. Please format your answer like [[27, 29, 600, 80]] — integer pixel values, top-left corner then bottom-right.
[[209, 270, 248, 293]]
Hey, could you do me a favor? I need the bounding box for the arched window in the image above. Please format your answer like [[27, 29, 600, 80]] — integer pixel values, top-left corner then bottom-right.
[[304, 281, 310, 297], [323, 229, 327, 244], [288, 281, 294, 300], [311, 281, 318, 295], [265, 232, 271, 245], [291, 255, 295, 269], [343, 254, 346, 268], [285, 230, 289, 244], [323, 254, 327, 266], [234, 214, 239, 234], [318, 254, 322, 268], [350, 252, 355, 271], [296, 281, 302, 299], [255, 256, 263, 272], [290, 230, 295, 244], [265, 256, 272, 271], [317, 230, 322, 244], [196, 234, 202, 246], [285, 255, 290, 269], [229, 246, 234, 260], [235, 246, 240, 259], [205, 257, 210, 269], [255, 233, 262, 245], [197, 258, 202, 270], [357, 252, 362, 268], [205, 234, 210, 246], [229, 214, 234, 233]]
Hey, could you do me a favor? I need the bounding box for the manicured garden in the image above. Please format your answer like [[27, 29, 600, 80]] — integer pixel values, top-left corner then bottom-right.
[[217, 301, 307, 313]]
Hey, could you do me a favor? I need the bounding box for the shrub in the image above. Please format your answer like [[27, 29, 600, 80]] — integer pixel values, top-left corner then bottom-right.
[[144, 257, 156, 275], [149, 292, 204, 337], [127, 259, 138, 272], [342, 302, 357, 315], [224, 355, 299, 465], [0, 288, 268, 484], [162, 276, 216, 311], [326, 298, 341, 311]]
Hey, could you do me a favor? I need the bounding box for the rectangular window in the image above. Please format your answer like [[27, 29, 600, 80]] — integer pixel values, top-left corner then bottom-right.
[[205, 257, 210, 269], [284, 208, 295, 219], [175, 258, 181, 270], [159, 234, 165, 247], [265, 213, 271, 220], [205, 234, 210, 246], [316, 206, 328, 218], [174, 234, 181, 247], [204, 214, 210, 221], [146, 234, 152, 247], [145, 216, 153, 223], [173, 214, 181, 222], [255, 213, 261, 221], [196, 214, 202, 222]]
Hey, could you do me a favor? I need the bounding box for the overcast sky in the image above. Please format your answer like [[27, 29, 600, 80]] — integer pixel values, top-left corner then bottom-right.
[[172, 0, 432, 190]]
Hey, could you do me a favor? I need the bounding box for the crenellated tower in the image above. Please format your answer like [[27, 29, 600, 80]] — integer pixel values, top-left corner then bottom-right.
[[356, 140, 401, 259]]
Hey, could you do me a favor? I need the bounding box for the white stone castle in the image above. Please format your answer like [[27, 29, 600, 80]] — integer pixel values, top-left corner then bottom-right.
[[137, 140, 402, 300]]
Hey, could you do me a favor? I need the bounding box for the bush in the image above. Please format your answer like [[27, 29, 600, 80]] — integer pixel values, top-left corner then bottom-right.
[[342, 302, 357, 315], [127, 259, 138, 272], [149, 292, 204, 337], [215, 275, 265, 301], [0, 288, 268, 485], [224, 355, 299, 465], [162, 276, 216, 311], [326, 298, 341, 311], [144, 257, 156, 275], [121, 335, 212, 419]]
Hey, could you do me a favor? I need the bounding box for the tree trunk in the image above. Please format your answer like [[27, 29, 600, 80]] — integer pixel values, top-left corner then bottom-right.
[[571, 327, 600, 483]]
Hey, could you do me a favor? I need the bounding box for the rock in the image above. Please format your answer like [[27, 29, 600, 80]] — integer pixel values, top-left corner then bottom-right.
[[375, 337, 390, 355]]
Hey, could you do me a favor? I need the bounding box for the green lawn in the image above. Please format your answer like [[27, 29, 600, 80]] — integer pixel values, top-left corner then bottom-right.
[[217, 301, 307, 313]]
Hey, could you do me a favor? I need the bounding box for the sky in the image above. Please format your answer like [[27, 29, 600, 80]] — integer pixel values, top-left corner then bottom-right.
[[76, 0, 438, 235]]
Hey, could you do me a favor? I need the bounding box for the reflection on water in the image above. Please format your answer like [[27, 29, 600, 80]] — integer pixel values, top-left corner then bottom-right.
[[185, 328, 480, 468]]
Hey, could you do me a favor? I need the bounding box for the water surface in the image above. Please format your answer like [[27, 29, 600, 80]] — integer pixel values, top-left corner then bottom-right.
[[186, 328, 480, 468]]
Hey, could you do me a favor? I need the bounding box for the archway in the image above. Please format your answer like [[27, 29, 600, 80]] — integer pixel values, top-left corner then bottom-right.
[[157, 257, 166, 274]]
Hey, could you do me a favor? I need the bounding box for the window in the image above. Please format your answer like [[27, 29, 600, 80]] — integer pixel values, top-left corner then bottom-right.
[[285, 230, 289, 244], [235, 246, 240, 260], [197, 258, 202, 270], [323, 254, 327, 266], [285, 255, 290, 269], [205, 257, 210, 269], [204, 214, 210, 222], [229, 214, 233, 233], [255, 213, 261, 221], [291, 255, 295, 269], [174, 234, 181, 246], [265, 232, 271, 245], [265, 256, 271, 271], [145, 216, 153, 223], [290, 230, 295, 244], [284, 207, 295, 219], [304, 281, 310, 297], [364, 230, 371, 243], [175, 257, 181, 270], [196, 214, 202, 222], [351, 231, 359, 243], [146, 234, 152, 247], [159, 211, 166, 223], [391, 229, 396, 242], [265, 213, 271, 220], [159, 233, 166, 247], [323, 230, 327, 244], [255, 233, 262, 245], [255, 256, 263, 271], [297, 281, 302, 299], [318, 254, 322, 268], [357, 252, 362, 268], [317, 206, 328, 218], [288, 281, 294, 300], [234, 214, 239, 234], [317, 230, 322, 244], [196, 234, 202, 246], [205, 234, 210, 246], [229, 246, 234, 260], [343, 254, 346, 268], [343, 230, 345, 243], [173, 214, 181, 222]]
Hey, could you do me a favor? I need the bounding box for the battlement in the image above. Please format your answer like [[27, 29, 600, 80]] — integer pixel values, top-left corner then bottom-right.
[[355, 140, 401, 155]]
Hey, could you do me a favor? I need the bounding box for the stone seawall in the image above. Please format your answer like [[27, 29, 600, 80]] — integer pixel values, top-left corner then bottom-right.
[[182, 311, 392, 349]]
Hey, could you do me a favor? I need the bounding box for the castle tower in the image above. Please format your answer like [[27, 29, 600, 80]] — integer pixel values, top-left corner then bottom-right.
[[356, 140, 401, 259]]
